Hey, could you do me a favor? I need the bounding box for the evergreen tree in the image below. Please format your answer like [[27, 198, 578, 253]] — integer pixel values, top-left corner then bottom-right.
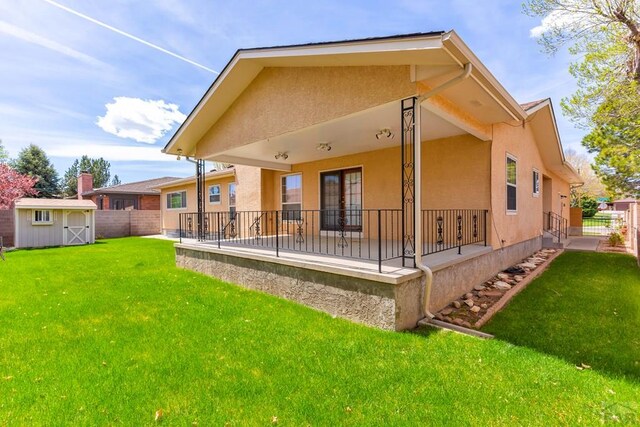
[[11, 144, 59, 198], [110, 175, 121, 186], [61, 155, 112, 197], [0, 140, 8, 164]]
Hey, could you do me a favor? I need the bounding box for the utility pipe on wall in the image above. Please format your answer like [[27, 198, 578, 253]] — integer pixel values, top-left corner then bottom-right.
[[414, 63, 473, 319]]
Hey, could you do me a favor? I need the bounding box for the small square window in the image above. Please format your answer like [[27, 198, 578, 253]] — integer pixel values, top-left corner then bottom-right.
[[209, 184, 221, 204], [33, 209, 53, 225]]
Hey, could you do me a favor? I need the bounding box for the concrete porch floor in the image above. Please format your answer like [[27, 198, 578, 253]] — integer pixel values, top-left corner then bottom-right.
[[146, 234, 491, 282]]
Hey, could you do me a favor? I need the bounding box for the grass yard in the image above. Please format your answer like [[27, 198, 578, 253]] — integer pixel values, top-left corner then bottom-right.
[[1, 238, 639, 425], [483, 251, 640, 381]]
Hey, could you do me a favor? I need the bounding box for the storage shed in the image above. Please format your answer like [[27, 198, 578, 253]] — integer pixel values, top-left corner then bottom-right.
[[14, 198, 97, 248]]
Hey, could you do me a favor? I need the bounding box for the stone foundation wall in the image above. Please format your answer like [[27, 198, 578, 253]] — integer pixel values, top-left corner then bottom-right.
[[175, 245, 423, 330], [429, 236, 542, 311]]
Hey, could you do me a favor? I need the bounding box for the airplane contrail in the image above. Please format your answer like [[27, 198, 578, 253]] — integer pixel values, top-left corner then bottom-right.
[[41, 0, 219, 74]]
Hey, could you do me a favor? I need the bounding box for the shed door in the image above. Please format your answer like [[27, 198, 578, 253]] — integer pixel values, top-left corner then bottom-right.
[[64, 210, 88, 245]]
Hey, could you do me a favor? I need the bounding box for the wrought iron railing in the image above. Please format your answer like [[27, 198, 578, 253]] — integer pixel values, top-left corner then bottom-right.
[[544, 211, 568, 242], [179, 208, 489, 272], [421, 209, 488, 256]]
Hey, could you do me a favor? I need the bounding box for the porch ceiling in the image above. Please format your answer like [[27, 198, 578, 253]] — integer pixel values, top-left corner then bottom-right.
[[208, 101, 469, 171]]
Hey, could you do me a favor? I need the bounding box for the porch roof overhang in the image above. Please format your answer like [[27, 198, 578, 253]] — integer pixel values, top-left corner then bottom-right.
[[523, 99, 583, 185], [163, 31, 527, 161]]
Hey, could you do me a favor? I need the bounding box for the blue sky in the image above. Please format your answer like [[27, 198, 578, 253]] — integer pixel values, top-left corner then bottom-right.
[[0, 0, 582, 183]]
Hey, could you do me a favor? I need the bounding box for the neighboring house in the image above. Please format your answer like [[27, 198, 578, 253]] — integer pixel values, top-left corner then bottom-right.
[[78, 172, 179, 210], [155, 166, 262, 236], [613, 198, 637, 212], [161, 31, 582, 330], [14, 198, 96, 248]]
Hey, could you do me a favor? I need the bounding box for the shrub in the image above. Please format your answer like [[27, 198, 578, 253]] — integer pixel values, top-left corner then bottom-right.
[[608, 232, 624, 247], [580, 196, 598, 218]]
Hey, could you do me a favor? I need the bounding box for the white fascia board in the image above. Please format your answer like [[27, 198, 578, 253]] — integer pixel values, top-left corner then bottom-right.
[[210, 155, 291, 172]]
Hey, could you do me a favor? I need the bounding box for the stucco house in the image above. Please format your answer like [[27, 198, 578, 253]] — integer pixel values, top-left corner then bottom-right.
[[161, 31, 582, 330], [78, 172, 179, 210], [155, 166, 262, 237]]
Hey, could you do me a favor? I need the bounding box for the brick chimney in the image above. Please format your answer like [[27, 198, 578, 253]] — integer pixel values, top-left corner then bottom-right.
[[77, 171, 93, 199]]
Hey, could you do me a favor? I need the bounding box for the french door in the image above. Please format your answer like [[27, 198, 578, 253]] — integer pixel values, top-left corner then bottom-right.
[[320, 168, 362, 231]]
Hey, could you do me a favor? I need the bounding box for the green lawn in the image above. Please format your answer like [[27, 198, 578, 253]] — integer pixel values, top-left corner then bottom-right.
[[1, 238, 639, 425], [483, 252, 640, 380]]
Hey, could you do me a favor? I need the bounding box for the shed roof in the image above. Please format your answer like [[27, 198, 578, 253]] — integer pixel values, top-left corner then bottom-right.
[[15, 198, 97, 210]]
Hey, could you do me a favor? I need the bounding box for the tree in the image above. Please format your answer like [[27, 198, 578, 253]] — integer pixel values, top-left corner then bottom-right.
[[61, 155, 112, 197], [110, 175, 121, 186], [564, 149, 608, 205], [0, 140, 8, 164], [580, 195, 599, 217], [11, 144, 59, 198], [525, 0, 640, 195], [0, 163, 38, 208]]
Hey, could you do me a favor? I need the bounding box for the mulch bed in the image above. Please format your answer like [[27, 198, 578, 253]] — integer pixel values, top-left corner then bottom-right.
[[434, 249, 560, 329]]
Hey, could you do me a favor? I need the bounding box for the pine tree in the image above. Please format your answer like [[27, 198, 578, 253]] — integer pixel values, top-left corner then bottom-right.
[[11, 144, 59, 198]]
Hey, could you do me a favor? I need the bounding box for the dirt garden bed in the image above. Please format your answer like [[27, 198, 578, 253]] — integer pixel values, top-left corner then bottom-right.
[[434, 248, 562, 329]]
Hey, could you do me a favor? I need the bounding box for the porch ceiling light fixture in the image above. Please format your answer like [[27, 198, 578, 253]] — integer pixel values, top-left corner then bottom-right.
[[176, 148, 183, 161], [274, 151, 289, 160], [375, 128, 394, 140], [316, 143, 332, 152]]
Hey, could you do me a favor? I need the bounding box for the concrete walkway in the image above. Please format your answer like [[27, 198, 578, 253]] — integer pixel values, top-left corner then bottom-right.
[[565, 236, 603, 252]]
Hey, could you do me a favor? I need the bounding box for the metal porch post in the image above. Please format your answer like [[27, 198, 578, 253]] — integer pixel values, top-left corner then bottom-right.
[[401, 97, 417, 268], [196, 159, 205, 242]]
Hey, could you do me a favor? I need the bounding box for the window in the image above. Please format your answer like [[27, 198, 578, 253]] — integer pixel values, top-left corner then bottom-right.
[[228, 183, 236, 216], [166, 191, 187, 209], [32, 209, 53, 225], [281, 174, 302, 220], [209, 184, 221, 204], [320, 168, 362, 231], [506, 155, 517, 213], [532, 169, 540, 197]]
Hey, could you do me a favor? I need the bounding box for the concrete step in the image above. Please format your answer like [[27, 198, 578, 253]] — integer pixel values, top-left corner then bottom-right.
[[542, 235, 567, 249]]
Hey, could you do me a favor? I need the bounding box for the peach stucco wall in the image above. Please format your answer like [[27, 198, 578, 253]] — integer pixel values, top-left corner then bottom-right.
[[266, 134, 491, 213], [489, 122, 570, 248], [196, 66, 417, 158]]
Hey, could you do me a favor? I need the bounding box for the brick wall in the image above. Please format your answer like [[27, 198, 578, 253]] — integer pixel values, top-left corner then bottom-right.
[[140, 195, 160, 210], [0, 209, 15, 247], [95, 210, 160, 238]]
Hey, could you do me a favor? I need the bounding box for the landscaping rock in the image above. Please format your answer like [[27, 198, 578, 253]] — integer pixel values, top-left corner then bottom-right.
[[480, 303, 488, 309], [441, 307, 454, 316], [514, 275, 524, 282], [462, 321, 472, 328], [464, 298, 474, 307], [452, 301, 461, 309], [470, 305, 481, 313], [519, 262, 536, 269], [465, 292, 473, 299], [443, 316, 452, 322], [473, 284, 486, 291], [435, 313, 444, 321], [494, 281, 512, 290], [477, 291, 485, 298], [453, 318, 465, 326], [497, 273, 509, 280], [483, 290, 503, 298]]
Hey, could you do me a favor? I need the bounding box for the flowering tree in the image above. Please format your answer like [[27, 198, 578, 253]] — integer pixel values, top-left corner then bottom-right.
[[0, 163, 38, 209]]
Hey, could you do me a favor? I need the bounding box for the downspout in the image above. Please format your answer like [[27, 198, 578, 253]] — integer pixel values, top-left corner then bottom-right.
[[414, 62, 473, 319]]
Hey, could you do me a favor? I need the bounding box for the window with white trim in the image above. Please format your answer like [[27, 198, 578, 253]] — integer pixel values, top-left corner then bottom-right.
[[33, 209, 53, 225], [209, 184, 221, 204], [166, 191, 187, 209], [281, 173, 302, 220], [506, 155, 517, 213], [532, 169, 540, 197]]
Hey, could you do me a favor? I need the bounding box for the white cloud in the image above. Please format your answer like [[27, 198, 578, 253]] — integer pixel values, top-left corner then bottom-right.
[[96, 97, 186, 144], [530, 9, 584, 38], [0, 20, 103, 66], [47, 143, 174, 162]]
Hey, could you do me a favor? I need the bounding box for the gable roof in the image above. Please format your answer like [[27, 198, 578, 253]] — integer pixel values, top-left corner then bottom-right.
[[16, 198, 97, 210], [153, 168, 236, 190], [163, 30, 527, 157], [520, 98, 582, 185], [82, 177, 180, 196]]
